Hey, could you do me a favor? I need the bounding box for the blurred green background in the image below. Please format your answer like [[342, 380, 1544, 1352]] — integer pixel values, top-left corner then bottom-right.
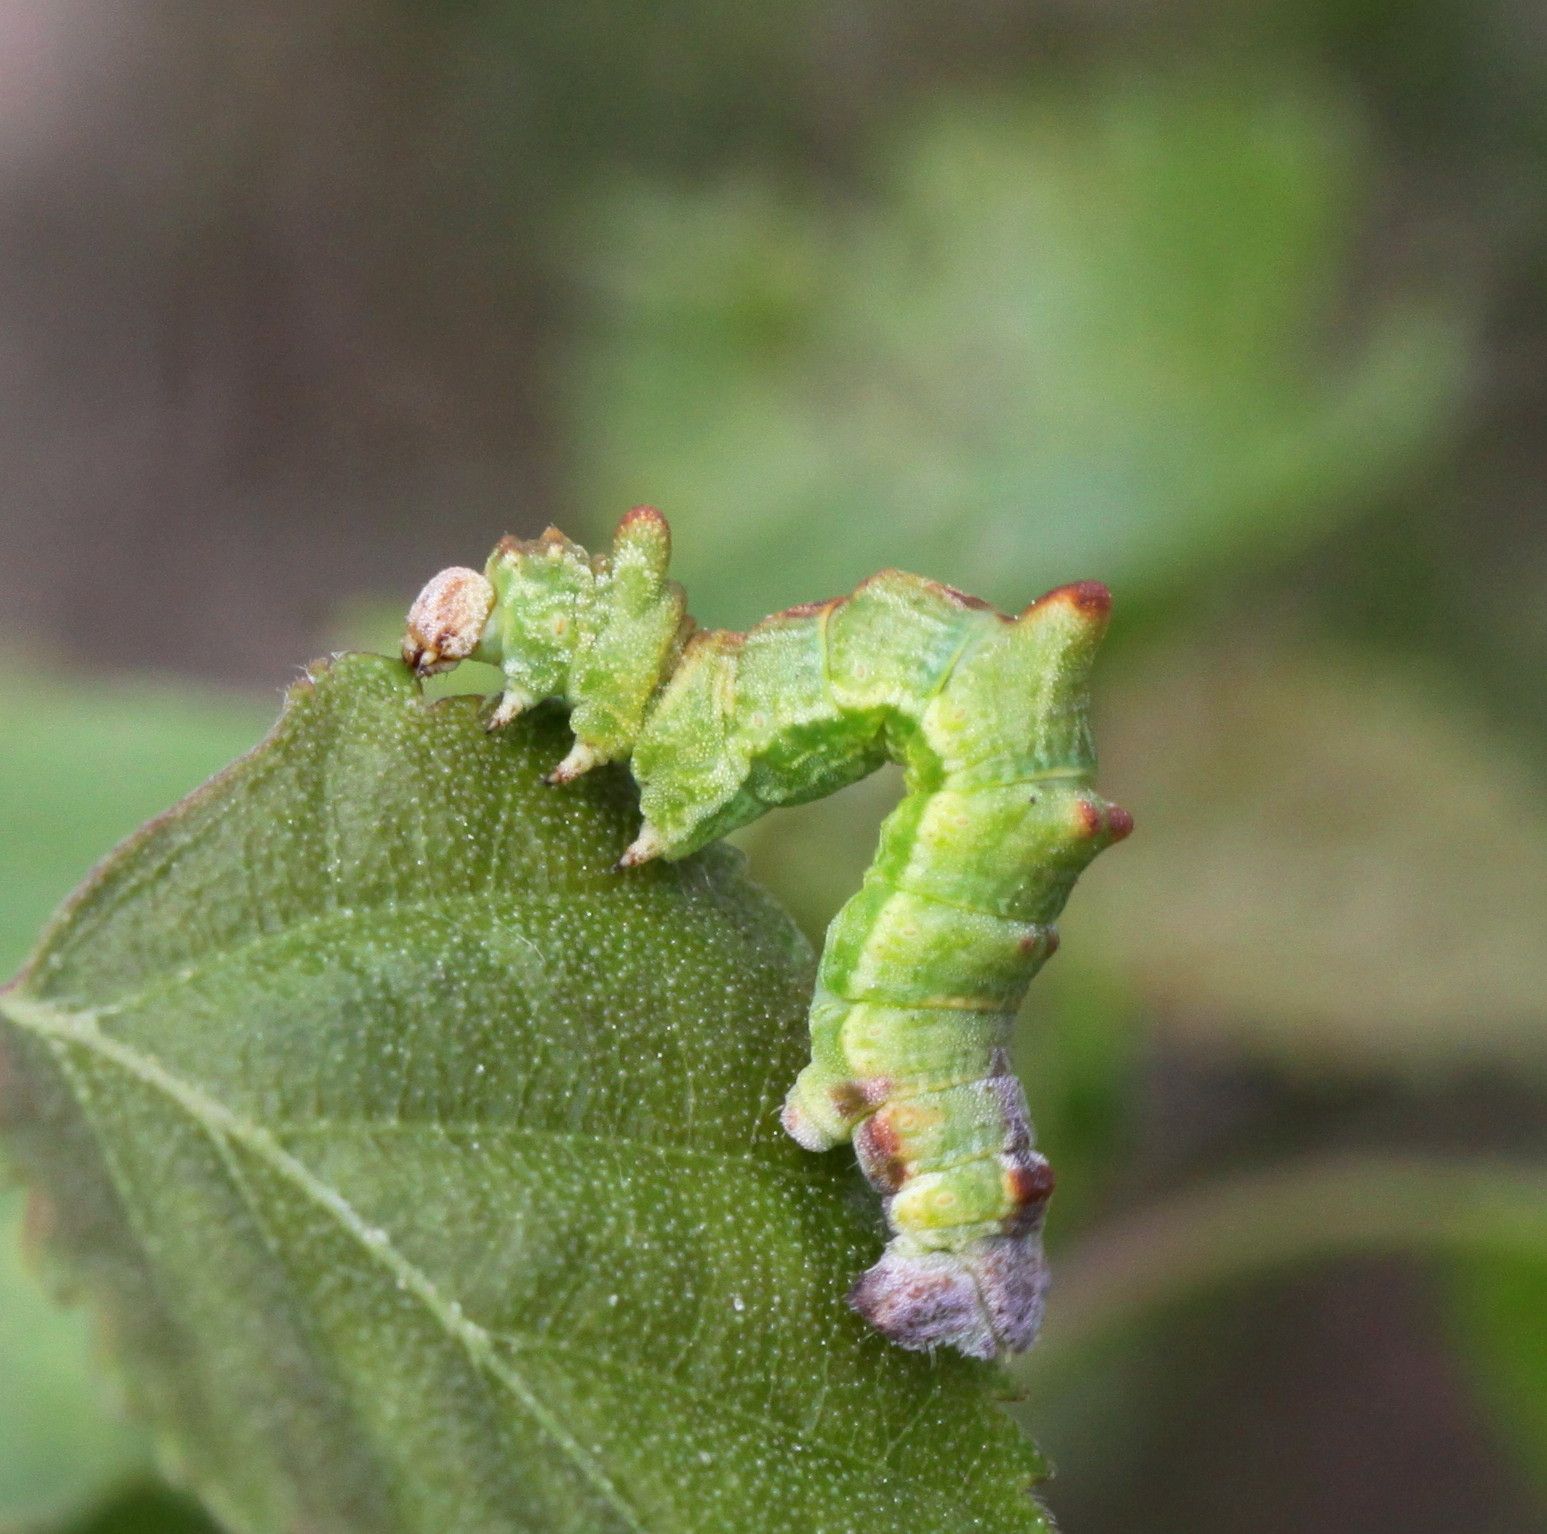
[[1, 2, 1544, 1530]]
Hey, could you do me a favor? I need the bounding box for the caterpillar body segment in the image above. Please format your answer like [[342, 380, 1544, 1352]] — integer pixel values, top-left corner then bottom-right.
[[402, 509, 1130, 1360]]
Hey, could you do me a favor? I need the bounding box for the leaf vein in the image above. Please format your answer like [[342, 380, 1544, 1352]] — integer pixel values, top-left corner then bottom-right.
[[3, 993, 649, 1534]]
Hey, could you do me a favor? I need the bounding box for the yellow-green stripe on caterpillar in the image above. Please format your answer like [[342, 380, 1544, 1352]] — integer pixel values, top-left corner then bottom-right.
[[403, 508, 1131, 1360]]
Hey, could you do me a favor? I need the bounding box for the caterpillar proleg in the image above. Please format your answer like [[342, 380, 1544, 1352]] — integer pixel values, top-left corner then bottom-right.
[[402, 508, 1130, 1359]]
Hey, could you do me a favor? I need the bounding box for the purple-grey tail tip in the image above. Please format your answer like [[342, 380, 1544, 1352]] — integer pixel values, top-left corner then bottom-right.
[[847, 1234, 1049, 1360]]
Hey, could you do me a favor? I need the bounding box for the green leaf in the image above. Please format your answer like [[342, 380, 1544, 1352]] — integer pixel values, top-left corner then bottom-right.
[[1448, 1254, 1547, 1497], [59, 1482, 221, 1534], [0, 654, 1047, 1534], [567, 77, 1468, 628], [0, 1187, 147, 1532]]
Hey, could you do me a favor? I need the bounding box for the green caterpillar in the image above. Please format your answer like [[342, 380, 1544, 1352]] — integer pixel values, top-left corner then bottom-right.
[[402, 508, 1130, 1360]]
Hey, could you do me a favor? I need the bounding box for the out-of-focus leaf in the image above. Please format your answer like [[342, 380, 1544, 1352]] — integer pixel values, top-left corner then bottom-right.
[[1085, 639, 1547, 1071], [1010, 957, 1143, 1227], [1013, 1154, 1547, 1390], [60, 1482, 221, 1534], [0, 654, 1049, 1534], [0, 671, 267, 977], [568, 78, 1468, 627], [0, 1188, 147, 1532], [1448, 1254, 1547, 1496]]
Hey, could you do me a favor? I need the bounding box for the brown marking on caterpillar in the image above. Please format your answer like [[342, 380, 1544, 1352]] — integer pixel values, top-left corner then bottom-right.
[[920, 576, 994, 612], [682, 628, 746, 657], [1016, 925, 1055, 958], [829, 1076, 891, 1124], [494, 526, 584, 563], [1022, 578, 1113, 623], [854, 1112, 909, 1194], [1074, 797, 1134, 844], [1003, 1154, 1056, 1213], [828, 1082, 866, 1122], [770, 595, 846, 622], [855, 1110, 903, 1157], [1067, 579, 1113, 616], [1074, 798, 1104, 838], [619, 503, 668, 532], [996, 1162, 1058, 1249]]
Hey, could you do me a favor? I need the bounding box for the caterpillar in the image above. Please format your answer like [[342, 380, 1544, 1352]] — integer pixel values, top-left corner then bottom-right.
[[402, 507, 1130, 1360]]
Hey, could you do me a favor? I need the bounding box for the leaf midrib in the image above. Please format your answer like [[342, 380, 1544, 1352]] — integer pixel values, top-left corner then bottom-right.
[[21, 880, 813, 1178], [26, 881, 653, 1023]]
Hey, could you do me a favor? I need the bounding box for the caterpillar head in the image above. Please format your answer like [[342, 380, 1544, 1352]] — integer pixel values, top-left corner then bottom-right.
[[402, 566, 496, 676]]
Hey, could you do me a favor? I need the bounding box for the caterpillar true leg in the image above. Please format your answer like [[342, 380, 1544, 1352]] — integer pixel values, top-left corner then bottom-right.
[[402, 509, 1130, 1360]]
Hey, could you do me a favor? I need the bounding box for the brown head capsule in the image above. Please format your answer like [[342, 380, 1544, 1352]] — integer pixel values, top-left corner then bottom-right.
[[402, 567, 496, 676]]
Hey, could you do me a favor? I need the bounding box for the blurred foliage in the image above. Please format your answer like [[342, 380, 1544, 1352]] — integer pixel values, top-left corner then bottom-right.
[[1015, 1155, 1547, 1524], [0, 1188, 146, 1532], [60, 1486, 220, 1534], [1016, 1154, 1547, 1383], [0, 673, 268, 980], [1087, 638, 1547, 1072], [1449, 1254, 1547, 1498], [568, 75, 1469, 630]]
